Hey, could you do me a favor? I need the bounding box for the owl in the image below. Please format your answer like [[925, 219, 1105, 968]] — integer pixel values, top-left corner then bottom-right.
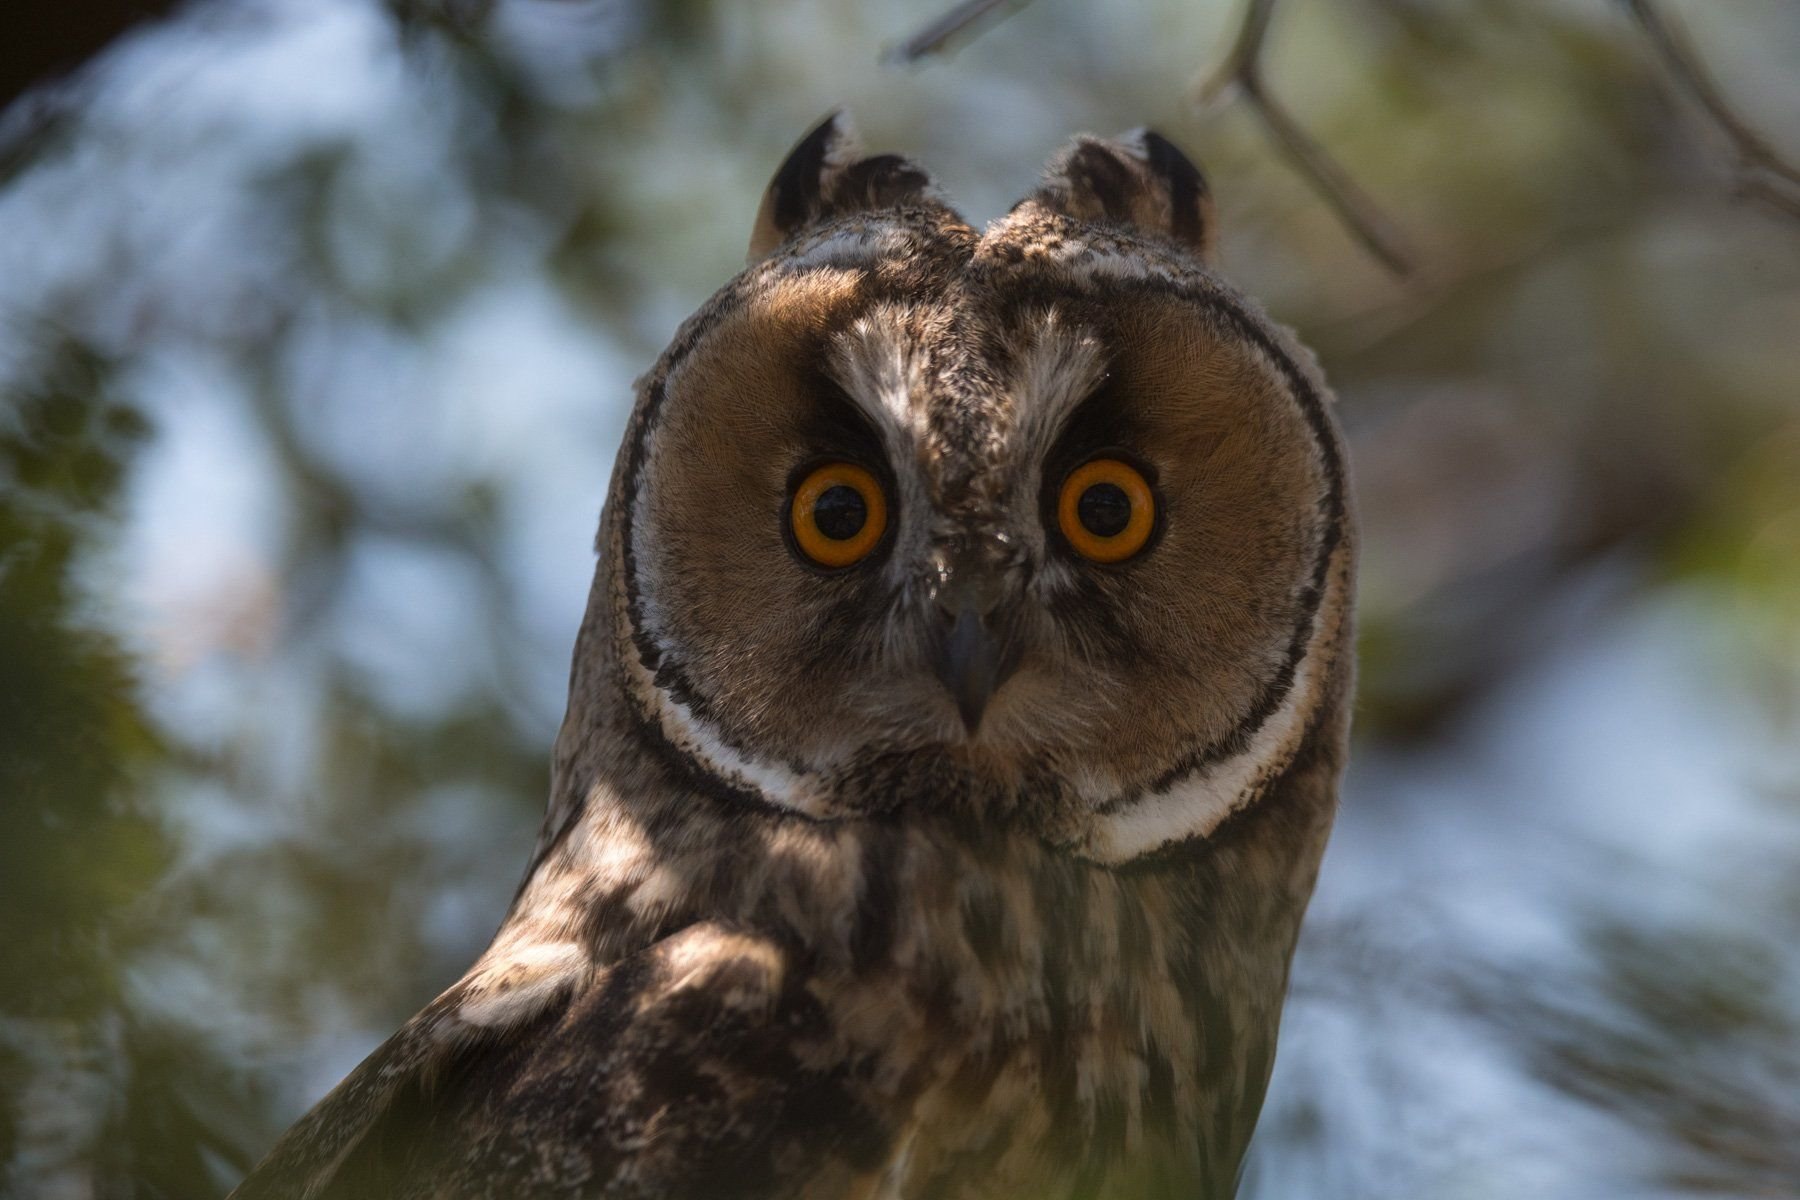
[[231, 114, 1356, 1200]]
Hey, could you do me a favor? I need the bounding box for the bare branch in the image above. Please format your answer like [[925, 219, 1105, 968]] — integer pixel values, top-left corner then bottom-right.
[[1193, 0, 1279, 108], [1627, 0, 1800, 220], [890, 0, 1416, 273], [1623, 0, 1800, 220], [1192, 0, 1417, 276], [886, 0, 1035, 64], [1236, 80, 1417, 277], [1736, 170, 1800, 222]]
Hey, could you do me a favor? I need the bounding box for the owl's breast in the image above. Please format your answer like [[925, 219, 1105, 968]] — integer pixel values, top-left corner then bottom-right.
[[795, 822, 1291, 1200], [497, 783, 1309, 1199]]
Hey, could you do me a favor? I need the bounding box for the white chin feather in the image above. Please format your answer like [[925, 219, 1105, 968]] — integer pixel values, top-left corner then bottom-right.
[[1080, 650, 1320, 864]]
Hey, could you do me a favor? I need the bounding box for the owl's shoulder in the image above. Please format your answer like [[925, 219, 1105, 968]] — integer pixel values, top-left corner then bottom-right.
[[232, 921, 904, 1199]]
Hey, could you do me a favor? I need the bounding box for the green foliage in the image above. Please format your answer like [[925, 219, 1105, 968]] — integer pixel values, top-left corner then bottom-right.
[[0, 340, 162, 1019], [0, 341, 271, 1196]]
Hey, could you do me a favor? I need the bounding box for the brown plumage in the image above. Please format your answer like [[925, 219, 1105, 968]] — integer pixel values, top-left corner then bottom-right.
[[231, 114, 1357, 1200]]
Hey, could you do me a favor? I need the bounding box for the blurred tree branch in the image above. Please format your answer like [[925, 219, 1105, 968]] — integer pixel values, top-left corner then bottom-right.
[[1623, 0, 1800, 220], [892, 0, 1419, 275], [885, 0, 1029, 63], [1192, 0, 1416, 276], [896, 0, 1800, 267]]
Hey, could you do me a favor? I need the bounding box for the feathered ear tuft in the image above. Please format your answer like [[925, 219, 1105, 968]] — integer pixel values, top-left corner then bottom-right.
[[1026, 129, 1216, 263], [748, 111, 938, 260]]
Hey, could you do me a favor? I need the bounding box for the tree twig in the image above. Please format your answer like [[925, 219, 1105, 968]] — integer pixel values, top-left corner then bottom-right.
[[1622, 0, 1800, 221], [1193, 0, 1416, 277], [885, 0, 1034, 64]]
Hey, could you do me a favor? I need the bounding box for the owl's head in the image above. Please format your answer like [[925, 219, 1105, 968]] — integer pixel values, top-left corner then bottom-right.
[[594, 115, 1354, 865]]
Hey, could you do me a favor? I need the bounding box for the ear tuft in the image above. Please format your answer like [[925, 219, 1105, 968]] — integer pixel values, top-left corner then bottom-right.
[[1028, 129, 1217, 262], [748, 112, 937, 260]]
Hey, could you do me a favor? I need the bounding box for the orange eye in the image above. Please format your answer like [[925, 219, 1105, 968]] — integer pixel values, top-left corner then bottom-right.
[[1057, 458, 1156, 563], [790, 462, 888, 568]]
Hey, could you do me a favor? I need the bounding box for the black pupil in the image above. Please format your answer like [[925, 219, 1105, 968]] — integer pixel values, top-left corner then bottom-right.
[[1077, 482, 1133, 538], [813, 484, 867, 541]]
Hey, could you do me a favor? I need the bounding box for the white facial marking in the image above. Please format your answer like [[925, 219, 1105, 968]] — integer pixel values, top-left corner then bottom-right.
[[1083, 649, 1321, 864], [630, 651, 831, 818], [1010, 314, 1107, 463], [619, 339, 838, 818], [829, 311, 931, 452], [1084, 485, 1349, 865]]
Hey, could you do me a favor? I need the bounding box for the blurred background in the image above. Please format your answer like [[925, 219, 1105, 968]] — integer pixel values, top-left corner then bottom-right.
[[2, 1, 1797, 1196]]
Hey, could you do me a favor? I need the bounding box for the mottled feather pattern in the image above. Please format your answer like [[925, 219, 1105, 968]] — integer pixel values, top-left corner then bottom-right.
[[231, 114, 1355, 1200]]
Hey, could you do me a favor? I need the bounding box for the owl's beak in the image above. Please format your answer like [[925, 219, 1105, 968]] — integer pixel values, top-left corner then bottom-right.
[[932, 606, 1020, 735], [928, 535, 1024, 734]]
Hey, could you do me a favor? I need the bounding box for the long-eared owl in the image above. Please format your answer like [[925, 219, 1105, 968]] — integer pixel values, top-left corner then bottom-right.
[[232, 113, 1356, 1200]]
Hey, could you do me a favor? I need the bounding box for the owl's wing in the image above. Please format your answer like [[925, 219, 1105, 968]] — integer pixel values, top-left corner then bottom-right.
[[230, 922, 900, 1200]]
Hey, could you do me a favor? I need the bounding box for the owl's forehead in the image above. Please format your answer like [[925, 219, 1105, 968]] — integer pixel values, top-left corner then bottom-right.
[[792, 281, 1094, 515], [762, 204, 1235, 375], [747, 214, 1237, 486]]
